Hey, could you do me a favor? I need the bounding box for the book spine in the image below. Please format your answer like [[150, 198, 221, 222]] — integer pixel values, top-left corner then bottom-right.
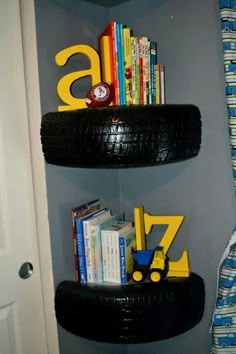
[[150, 41, 157, 104], [83, 221, 94, 283], [147, 40, 151, 105], [96, 227, 103, 282], [101, 230, 108, 282], [155, 64, 161, 104], [76, 219, 87, 284], [71, 210, 79, 282], [100, 35, 112, 83], [160, 64, 166, 104], [143, 37, 150, 104], [138, 37, 145, 105], [90, 225, 99, 282], [123, 27, 132, 105], [131, 37, 140, 104], [109, 232, 115, 281], [131, 37, 136, 104], [91, 232, 98, 281], [119, 236, 127, 284], [113, 22, 120, 105], [117, 23, 126, 105]]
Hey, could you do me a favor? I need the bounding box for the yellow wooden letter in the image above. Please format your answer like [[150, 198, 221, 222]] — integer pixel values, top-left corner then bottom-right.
[[144, 213, 184, 254], [134, 206, 146, 251], [55, 45, 101, 111]]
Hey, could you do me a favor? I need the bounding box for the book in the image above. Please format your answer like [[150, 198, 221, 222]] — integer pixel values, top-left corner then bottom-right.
[[83, 209, 111, 283], [123, 27, 132, 105], [138, 37, 145, 105], [142, 37, 150, 104], [75, 200, 101, 283], [131, 36, 140, 104], [71, 199, 100, 282], [98, 21, 119, 105], [150, 41, 157, 104], [101, 220, 133, 282], [100, 35, 112, 84], [155, 64, 161, 104], [90, 211, 124, 282], [116, 23, 126, 105], [160, 64, 166, 104], [119, 227, 136, 284]]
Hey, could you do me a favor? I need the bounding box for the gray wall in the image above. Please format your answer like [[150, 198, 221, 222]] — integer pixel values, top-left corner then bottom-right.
[[35, 0, 236, 353], [114, 0, 236, 353]]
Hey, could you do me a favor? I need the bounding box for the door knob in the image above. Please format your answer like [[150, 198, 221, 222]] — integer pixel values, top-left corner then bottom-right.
[[19, 262, 34, 279]]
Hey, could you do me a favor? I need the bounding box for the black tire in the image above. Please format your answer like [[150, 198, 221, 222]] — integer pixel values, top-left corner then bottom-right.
[[41, 104, 201, 168], [55, 273, 205, 344]]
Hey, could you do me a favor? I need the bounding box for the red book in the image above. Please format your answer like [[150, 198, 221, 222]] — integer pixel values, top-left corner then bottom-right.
[[138, 37, 145, 105], [98, 21, 119, 105]]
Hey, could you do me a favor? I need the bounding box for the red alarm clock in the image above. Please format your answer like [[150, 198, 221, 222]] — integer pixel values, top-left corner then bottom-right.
[[85, 82, 114, 108]]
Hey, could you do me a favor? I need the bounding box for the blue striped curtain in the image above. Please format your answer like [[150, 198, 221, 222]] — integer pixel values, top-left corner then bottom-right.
[[211, 2, 236, 352], [219, 0, 236, 185]]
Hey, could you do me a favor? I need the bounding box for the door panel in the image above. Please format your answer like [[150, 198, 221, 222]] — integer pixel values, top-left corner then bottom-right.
[[0, 0, 50, 353]]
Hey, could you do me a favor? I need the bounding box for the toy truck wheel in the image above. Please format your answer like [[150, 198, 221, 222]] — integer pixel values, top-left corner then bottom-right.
[[150, 270, 161, 283], [132, 270, 144, 282]]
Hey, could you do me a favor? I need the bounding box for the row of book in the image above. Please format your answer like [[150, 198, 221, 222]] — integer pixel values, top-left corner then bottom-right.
[[98, 21, 165, 106], [71, 199, 136, 284]]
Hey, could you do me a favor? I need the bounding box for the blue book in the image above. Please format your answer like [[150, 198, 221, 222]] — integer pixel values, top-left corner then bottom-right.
[[72, 199, 100, 282], [76, 206, 108, 284], [150, 41, 157, 104], [116, 23, 126, 105]]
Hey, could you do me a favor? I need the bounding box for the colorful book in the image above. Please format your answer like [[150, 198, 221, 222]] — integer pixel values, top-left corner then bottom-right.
[[123, 27, 132, 105], [75, 201, 101, 284], [131, 36, 140, 104], [71, 199, 100, 282], [98, 21, 119, 105], [83, 209, 111, 283], [142, 37, 150, 104], [119, 227, 136, 284], [138, 37, 145, 105], [90, 211, 124, 282], [150, 41, 157, 104]]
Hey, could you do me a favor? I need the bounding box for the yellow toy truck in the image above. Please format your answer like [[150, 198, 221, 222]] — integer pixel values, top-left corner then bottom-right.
[[131, 206, 191, 283]]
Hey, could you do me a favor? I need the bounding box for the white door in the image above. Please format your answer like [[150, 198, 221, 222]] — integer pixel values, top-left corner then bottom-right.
[[0, 1, 56, 353]]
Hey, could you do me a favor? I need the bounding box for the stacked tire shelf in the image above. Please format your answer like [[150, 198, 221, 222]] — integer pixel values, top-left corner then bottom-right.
[[41, 104, 205, 344]]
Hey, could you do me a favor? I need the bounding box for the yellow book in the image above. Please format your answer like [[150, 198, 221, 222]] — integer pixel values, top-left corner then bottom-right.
[[131, 36, 140, 104], [123, 27, 132, 105], [155, 64, 161, 104], [100, 35, 112, 83]]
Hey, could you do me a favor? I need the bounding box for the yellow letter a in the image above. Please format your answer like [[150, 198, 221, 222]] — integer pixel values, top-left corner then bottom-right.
[[55, 44, 101, 111]]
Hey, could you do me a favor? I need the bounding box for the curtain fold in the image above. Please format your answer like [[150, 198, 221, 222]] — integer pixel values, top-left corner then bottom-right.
[[211, 1, 236, 352], [219, 0, 236, 187]]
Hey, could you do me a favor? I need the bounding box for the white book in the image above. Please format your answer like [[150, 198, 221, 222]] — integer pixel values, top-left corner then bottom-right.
[[113, 225, 134, 283], [90, 212, 124, 283], [101, 231, 108, 282], [101, 221, 132, 283], [83, 209, 111, 283], [119, 227, 136, 284]]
